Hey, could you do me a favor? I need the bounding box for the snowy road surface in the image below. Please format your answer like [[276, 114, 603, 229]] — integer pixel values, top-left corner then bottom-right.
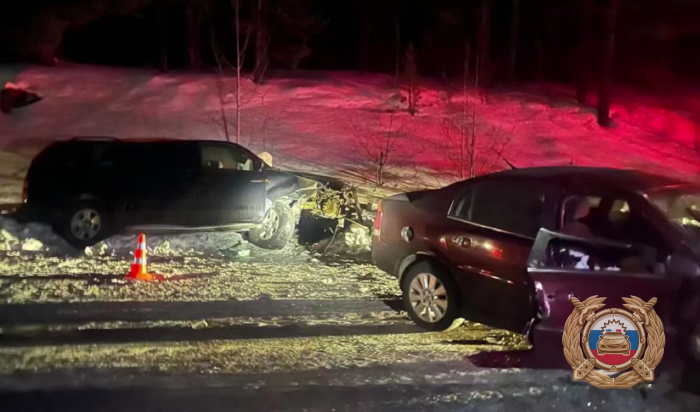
[[1, 233, 700, 411]]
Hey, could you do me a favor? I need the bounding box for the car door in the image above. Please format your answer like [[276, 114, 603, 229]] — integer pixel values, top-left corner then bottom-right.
[[194, 142, 267, 226], [527, 229, 674, 335], [124, 142, 201, 226], [440, 179, 558, 333]]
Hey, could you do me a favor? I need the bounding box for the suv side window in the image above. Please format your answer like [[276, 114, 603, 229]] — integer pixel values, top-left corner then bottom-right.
[[457, 180, 546, 238], [131, 143, 199, 172], [201, 144, 255, 171]]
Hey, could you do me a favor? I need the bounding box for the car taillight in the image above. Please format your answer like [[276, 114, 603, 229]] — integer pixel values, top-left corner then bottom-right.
[[22, 176, 28, 203], [373, 201, 383, 240]]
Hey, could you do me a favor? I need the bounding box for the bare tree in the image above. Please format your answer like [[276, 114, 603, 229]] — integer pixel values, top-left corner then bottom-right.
[[208, 7, 231, 142], [507, 0, 519, 83], [253, 0, 270, 83], [394, 21, 401, 89], [206, 0, 252, 144], [435, 41, 512, 180], [576, 0, 592, 105], [403, 43, 419, 116], [354, 111, 407, 186], [157, 0, 169, 72], [233, 0, 246, 143], [185, 0, 203, 69], [598, 0, 619, 127], [478, 0, 491, 88]]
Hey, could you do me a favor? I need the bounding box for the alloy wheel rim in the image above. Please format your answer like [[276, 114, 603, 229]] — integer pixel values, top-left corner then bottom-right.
[[70, 208, 102, 240], [258, 208, 280, 240], [409, 273, 448, 323]]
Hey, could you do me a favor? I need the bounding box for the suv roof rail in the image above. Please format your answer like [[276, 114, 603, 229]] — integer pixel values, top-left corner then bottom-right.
[[69, 136, 120, 142]]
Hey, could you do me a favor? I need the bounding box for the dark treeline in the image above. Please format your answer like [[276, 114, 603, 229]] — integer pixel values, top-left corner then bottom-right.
[[1, 0, 699, 89]]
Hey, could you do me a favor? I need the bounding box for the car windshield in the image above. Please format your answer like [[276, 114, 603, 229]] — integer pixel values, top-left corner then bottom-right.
[[647, 187, 700, 242]]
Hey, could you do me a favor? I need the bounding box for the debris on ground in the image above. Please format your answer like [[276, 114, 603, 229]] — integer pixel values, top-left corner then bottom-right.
[[309, 222, 373, 256]]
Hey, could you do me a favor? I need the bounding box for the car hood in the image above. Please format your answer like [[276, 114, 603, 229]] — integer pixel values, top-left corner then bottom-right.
[[265, 168, 347, 191], [284, 171, 346, 191]]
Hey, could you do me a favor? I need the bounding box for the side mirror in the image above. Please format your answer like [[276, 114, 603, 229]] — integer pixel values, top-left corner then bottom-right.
[[667, 253, 700, 278]]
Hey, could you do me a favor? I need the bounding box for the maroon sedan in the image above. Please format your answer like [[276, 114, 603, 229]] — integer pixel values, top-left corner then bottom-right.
[[372, 167, 700, 363]]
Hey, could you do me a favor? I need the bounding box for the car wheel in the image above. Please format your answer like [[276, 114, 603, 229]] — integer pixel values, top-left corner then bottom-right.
[[59, 201, 111, 248], [249, 201, 294, 250], [402, 261, 461, 331]]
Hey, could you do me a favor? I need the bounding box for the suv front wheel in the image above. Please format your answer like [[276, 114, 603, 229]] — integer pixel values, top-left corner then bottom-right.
[[58, 201, 111, 248], [249, 201, 294, 250]]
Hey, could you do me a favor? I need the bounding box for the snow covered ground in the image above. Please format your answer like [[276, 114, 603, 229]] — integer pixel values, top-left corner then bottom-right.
[[1, 64, 700, 206]]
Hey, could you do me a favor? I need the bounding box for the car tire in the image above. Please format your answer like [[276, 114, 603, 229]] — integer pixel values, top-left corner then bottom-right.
[[402, 261, 462, 331], [249, 201, 294, 250], [58, 200, 111, 248]]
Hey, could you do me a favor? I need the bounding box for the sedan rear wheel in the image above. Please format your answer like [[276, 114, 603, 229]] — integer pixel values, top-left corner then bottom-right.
[[402, 261, 462, 331], [409, 273, 449, 323]]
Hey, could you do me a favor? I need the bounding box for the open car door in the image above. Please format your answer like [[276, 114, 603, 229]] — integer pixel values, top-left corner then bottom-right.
[[526, 229, 674, 335]]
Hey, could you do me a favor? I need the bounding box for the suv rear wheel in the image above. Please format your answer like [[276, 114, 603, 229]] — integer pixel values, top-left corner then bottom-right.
[[59, 201, 111, 248], [402, 261, 462, 331], [249, 201, 294, 250]]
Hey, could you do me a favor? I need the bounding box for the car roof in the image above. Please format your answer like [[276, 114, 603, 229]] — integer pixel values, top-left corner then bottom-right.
[[65, 137, 231, 145], [480, 166, 691, 193]]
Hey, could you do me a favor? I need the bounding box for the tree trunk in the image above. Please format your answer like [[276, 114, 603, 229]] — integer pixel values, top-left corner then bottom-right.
[[478, 0, 491, 88], [461, 40, 469, 180], [598, 0, 618, 127], [253, 0, 269, 84], [157, 0, 169, 72], [186, 1, 202, 69], [507, 0, 519, 83], [394, 21, 400, 89], [235, 0, 242, 144], [576, 0, 591, 105]]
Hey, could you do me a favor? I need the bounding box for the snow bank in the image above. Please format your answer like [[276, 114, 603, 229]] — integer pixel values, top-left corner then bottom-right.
[[0, 216, 73, 253], [98, 231, 247, 256], [0, 215, 247, 256]]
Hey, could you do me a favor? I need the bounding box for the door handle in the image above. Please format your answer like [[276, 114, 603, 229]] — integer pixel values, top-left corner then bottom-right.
[[452, 236, 474, 249]]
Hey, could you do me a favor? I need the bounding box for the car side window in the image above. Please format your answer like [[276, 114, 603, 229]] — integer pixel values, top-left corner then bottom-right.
[[558, 194, 670, 272], [201, 145, 254, 171], [458, 181, 546, 237], [534, 233, 664, 276], [132, 144, 198, 172], [451, 188, 474, 220], [562, 195, 663, 247]]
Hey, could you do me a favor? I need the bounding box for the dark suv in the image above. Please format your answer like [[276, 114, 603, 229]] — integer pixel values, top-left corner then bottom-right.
[[22, 137, 348, 249]]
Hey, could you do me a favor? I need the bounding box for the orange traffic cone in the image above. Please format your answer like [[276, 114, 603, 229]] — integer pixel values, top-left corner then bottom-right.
[[126, 233, 163, 282]]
